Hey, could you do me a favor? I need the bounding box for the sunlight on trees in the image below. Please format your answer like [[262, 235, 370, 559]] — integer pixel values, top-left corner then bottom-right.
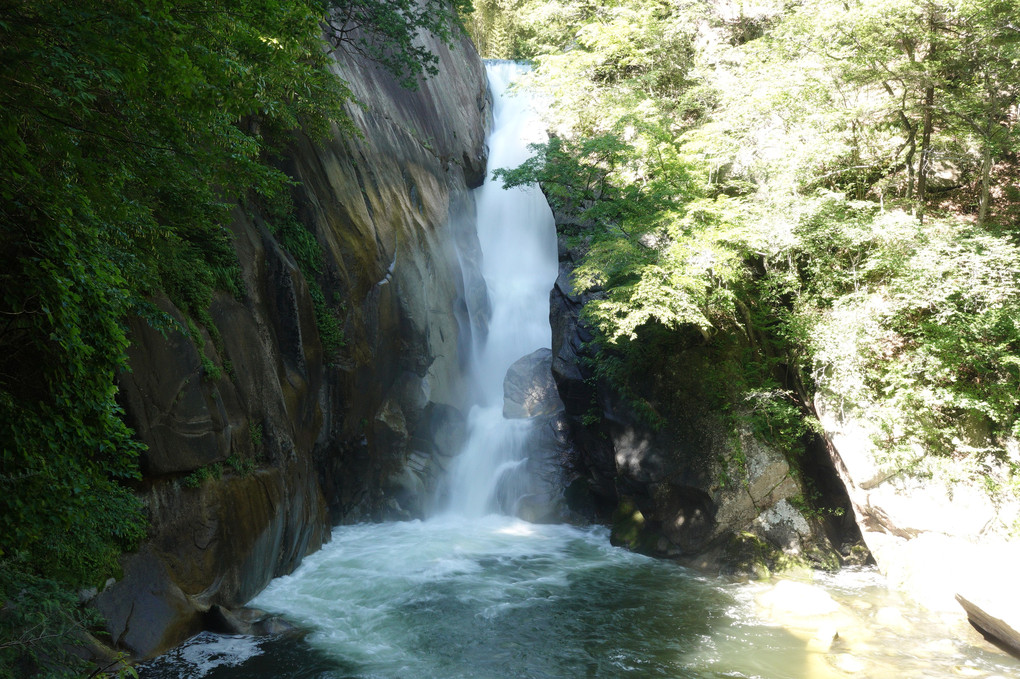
[[477, 0, 1020, 496]]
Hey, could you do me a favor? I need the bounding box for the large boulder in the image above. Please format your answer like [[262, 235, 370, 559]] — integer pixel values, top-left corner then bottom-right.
[[503, 348, 561, 419], [491, 349, 574, 522], [549, 234, 855, 571], [816, 393, 1020, 614]]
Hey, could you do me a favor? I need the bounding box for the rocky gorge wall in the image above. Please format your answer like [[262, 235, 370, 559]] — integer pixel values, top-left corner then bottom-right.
[[548, 231, 867, 575], [548, 216, 1019, 648], [95, 32, 491, 660]]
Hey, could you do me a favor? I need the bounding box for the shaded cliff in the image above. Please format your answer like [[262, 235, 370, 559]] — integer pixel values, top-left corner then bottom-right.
[[96, 32, 490, 660], [549, 233, 866, 575]]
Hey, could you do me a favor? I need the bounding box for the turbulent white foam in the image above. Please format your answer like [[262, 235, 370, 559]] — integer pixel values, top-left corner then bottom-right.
[[246, 517, 1020, 679], [142, 632, 264, 679], [251, 518, 619, 676]]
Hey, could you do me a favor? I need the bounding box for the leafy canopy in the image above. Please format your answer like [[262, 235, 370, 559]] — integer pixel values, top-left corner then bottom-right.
[[484, 0, 1020, 498], [325, 0, 473, 88]]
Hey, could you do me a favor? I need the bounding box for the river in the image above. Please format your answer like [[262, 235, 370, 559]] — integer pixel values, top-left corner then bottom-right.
[[138, 62, 1020, 679]]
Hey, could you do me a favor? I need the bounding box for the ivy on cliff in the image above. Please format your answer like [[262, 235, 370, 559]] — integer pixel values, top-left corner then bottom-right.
[[0, 0, 465, 673]]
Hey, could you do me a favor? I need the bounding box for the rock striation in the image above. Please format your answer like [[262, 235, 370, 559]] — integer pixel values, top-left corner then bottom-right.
[[98, 31, 490, 660]]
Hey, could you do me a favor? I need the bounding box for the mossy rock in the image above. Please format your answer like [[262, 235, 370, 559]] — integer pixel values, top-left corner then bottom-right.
[[720, 531, 813, 579], [610, 498, 662, 555]]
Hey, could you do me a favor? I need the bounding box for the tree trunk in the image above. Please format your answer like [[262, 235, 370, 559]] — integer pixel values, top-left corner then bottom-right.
[[978, 140, 993, 226], [977, 71, 1000, 227], [917, 83, 934, 221], [898, 110, 916, 199], [916, 11, 938, 223]]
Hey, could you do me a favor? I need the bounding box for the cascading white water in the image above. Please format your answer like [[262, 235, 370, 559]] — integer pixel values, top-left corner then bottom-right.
[[444, 61, 558, 517]]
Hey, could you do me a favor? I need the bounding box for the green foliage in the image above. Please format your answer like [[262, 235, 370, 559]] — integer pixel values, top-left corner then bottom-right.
[[0, 0, 348, 589], [1, 0, 459, 673], [159, 223, 242, 378], [495, 124, 740, 346], [249, 421, 264, 449], [794, 203, 1020, 465], [0, 218, 148, 583], [307, 283, 348, 360], [325, 0, 473, 88], [781, 0, 1020, 217], [717, 432, 749, 490], [226, 454, 256, 476], [272, 204, 347, 360], [200, 355, 223, 382], [182, 463, 223, 490], [0, 561, 98, 678], [185, 454, 257, 487], [493, 0, 1020, 502], [744, 389, 813, 450], [462, 0, 594, 59]]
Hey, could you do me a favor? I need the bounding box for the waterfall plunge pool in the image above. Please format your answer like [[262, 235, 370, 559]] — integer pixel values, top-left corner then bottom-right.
[[138, 516, 1018, 679]]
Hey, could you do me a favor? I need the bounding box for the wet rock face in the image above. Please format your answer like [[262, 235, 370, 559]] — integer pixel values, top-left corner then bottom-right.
[[503, 348, 560, 419], [118, 298, 242, 477], [102, 32, 490, 660], [496, 349, 574, 523], [549, 234, 837, 569]]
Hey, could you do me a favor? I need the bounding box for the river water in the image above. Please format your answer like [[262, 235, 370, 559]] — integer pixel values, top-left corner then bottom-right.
[[138, 63, 1020, 679]]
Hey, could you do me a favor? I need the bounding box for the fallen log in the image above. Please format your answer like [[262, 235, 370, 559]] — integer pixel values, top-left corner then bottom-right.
[[956, 593, 1020, 659]]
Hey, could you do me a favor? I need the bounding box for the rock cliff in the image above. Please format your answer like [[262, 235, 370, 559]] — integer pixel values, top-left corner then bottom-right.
[[96, 31, 490, 660], [816, 394, 1020, 616], [549, 234, 864, 574]]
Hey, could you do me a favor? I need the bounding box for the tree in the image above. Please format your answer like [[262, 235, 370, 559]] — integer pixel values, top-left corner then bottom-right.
[[490, 0, 1020, 499], [938, 0, 1020, 223], [785, 0, 1020, 218], [324, 0, 473, 88]]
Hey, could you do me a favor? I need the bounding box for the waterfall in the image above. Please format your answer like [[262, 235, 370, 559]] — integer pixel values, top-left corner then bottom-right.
[[443, 61, 558, 517], [140, 61, 1020, 679]]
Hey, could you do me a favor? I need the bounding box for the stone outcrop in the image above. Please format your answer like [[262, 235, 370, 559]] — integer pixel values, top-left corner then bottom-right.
[[496, 349, 573, 522], [816, 395, 1020, 615], [503, 348, 561, 419], [98, 31, 490, 660], [549, 234, 858, 572]]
